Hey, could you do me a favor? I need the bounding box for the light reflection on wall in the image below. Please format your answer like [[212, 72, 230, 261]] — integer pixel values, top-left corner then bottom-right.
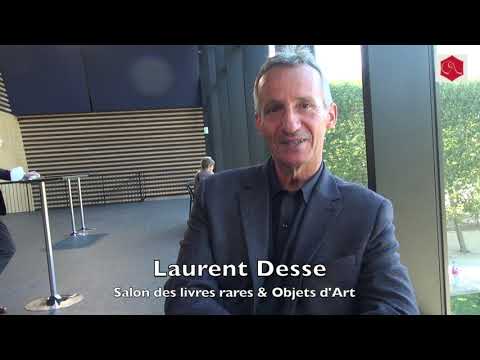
[[130, 56, 174, 97]]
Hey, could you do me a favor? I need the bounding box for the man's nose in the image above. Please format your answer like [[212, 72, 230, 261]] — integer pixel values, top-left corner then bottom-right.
[[281, 107, 302, 134]]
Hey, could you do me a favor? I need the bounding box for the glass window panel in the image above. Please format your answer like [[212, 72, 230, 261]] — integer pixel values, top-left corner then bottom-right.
[[314, 45, 367, 186], [436, 45, 480, 314]]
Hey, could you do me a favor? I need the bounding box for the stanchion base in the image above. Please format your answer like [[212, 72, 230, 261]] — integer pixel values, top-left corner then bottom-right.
[[25, 293, 83, 311], [77, 227, 96, 236], [69, 231, 79, 237]]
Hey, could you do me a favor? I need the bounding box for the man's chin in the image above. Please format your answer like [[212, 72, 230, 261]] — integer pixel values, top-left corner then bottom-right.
[[274, 157, 309, 171]]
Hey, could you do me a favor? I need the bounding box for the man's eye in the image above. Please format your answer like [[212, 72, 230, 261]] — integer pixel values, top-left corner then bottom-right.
[[300, 102, 313, 110], [265, 105, 282, 114]]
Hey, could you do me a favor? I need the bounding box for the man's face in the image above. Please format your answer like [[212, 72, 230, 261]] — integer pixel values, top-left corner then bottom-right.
[[256, 65, 337, 172]]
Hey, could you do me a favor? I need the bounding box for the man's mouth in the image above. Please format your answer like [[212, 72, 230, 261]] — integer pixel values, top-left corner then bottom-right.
[[279, 138, 309, 146]]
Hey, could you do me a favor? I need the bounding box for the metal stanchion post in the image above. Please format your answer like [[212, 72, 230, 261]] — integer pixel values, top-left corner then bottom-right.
[[77, 176, 95, 235], [67, 178, 78, 236], [25, 180, 83, 311]]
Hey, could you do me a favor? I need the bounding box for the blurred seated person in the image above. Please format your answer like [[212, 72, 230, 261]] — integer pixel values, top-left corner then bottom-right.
[[0, 166, 40, 314], [193, 156, 215, 194]]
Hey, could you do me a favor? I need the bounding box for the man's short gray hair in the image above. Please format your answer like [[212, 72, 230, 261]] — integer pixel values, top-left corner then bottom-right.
[[253, 45, 333, 114], [200, 156, 215, 170]]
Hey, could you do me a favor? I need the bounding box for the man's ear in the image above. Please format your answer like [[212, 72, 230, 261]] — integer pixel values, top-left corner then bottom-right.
[[326, 103, 338, 129], [255, 113, 263, 132]]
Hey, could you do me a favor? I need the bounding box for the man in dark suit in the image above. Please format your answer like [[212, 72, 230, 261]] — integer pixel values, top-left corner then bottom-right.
[[164, 46, 419, 315], [0, 168, 16, 314]]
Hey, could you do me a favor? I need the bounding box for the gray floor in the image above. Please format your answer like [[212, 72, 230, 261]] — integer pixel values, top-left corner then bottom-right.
[[0, 198, 189, 315]]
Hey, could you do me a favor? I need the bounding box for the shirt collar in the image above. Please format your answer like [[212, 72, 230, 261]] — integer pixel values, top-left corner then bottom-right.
[[267, 157, 324, 204]]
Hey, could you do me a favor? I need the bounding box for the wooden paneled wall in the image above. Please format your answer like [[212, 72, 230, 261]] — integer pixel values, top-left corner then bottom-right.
[[18, 108, 207, 208]]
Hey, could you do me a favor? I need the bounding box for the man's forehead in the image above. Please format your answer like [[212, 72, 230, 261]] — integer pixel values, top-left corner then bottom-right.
[[258, 65, 324, 105]]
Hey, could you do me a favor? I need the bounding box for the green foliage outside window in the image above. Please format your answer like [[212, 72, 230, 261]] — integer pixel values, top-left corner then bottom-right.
[[439, 82, 480, 230], [324, 82, 368, 186]]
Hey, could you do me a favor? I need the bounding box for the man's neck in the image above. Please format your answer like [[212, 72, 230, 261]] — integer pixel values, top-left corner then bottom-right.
[[273, 159, 321, 192]]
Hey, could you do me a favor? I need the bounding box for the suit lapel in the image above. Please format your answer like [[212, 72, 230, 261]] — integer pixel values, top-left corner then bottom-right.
[[288, 168, 343, 269], [238, 164, 270, 297], [238, 163, 342, 314], [283, 168, 342, 315]]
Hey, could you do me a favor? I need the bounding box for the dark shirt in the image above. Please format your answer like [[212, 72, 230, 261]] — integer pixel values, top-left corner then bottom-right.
[[258, 158, 324, 314], [0, 169, 10, 181]]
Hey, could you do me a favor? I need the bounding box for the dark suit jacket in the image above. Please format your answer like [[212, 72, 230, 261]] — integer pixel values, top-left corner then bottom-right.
[[0, 169, 11, 216], [164, 161, 419, 315]]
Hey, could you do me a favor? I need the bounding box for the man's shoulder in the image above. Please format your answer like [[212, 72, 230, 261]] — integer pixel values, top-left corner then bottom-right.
[[198, 164, 264, 201], [205, 164, 264, 185], [331, 174, 389, 207]]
